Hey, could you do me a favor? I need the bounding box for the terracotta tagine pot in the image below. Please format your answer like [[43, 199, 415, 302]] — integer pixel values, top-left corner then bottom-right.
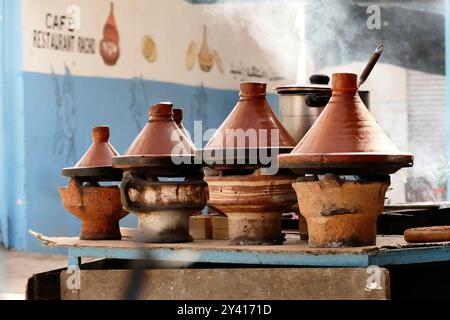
[[100, 2, 120, 66], [113, 102, 206, 243], [204, 82, 295, 169], [113, 102, 201, 176], [59, 126, 128, 240], [203, 82, 297, 245], [279, 73, 413, 247], [278, 73, 413, 175]]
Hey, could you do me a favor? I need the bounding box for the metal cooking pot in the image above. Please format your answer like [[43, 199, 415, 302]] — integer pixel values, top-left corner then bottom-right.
[[275, 74, 370, 143]]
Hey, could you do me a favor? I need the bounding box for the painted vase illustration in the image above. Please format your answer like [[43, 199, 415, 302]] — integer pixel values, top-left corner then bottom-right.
[[100, 2, 120, 66], [198, 26, 214, 72]]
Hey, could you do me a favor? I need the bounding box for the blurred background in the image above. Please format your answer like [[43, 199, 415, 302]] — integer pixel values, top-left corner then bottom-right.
[[0, 0, 447, 298]]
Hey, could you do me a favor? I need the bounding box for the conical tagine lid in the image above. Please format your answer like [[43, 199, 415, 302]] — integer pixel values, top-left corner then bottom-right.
[[278, 73, 413, 175], [203, 82, 295, 168], [113, 102, 201, 176], [62, 126, 122, 181]]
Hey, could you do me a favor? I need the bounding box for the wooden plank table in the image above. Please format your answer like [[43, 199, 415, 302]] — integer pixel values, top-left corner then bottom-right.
[[30, 229, 450, 268]]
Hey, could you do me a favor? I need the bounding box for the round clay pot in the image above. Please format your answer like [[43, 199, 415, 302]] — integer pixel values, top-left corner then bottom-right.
[[59, 179, 128, 240], [292, 174, 390, 247], [204, 170, 297, 245], [120, 172, 206, 243]]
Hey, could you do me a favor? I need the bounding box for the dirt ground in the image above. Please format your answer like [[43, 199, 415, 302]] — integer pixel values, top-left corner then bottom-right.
[[0, 246, 67, 300]]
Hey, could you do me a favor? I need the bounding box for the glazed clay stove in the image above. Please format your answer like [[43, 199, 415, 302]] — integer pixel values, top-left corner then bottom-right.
[[113, 103, 205, 243], [203, 82, 297, 245], [279, 73, 413, 247], [59, 126, 128, 240]]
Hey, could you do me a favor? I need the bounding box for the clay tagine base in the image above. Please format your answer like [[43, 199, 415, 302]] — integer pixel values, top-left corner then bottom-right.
[[120, 172, 206, 243], [292, 204, 308, 241], [227, 212, 283, 245], [135, 210, 193, 243], [292, 174, 390, 248], [204, 169, 297, 245], [59, 179, 128, 240]]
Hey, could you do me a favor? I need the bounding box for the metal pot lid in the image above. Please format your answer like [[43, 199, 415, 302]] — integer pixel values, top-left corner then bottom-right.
[[275, 74, 331, 94], [62, 126, 123, 181], [275, 73, 369, 95], [274, 83, 331, 94], [278, 73, 413, 175]]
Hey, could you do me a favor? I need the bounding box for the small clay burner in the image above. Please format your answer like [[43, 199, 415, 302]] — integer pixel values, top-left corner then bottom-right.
[[113, 102, 206, 243], [292, 174, 390, 247], [203, 82, 297, 245], [59, 126, 128, 240], [204, 169, 297, 245], [279, 73, 414, 247]]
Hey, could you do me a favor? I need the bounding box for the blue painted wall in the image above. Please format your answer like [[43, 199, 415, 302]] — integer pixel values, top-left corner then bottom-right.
[[4, 68, 281, 252], [22, 73, 242, 252], [0, 0, 282, 252]]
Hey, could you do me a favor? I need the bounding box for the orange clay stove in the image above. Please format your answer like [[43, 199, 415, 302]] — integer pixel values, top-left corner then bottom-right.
[[59, 126, 128, 240], [203, 82, 297, 245], [113, 103, 206, 243], [279, 73, 413, 247]]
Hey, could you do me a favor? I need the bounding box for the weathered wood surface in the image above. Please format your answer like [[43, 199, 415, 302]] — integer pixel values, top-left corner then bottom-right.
[[211, 216, 229, 240], [30, 229, 449, 255], [60, 267, 390, 300], [189, 216, 213, 240]]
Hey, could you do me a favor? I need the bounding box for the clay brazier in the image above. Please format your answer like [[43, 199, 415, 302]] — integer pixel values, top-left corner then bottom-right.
[[60, 126, 127, 240], [203, 82, 297, 245], [279, 73, 413, 247], [205, 169, 297, 245], [113, 102, 206, 243], [292, 174, 389, 247]]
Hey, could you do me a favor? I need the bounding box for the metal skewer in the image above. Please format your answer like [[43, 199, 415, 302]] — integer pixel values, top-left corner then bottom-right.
[[358, 44, 384, 88]]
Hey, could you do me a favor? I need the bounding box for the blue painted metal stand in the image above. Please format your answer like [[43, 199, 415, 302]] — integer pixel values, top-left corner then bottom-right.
[[64, 238, 450, 268]]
